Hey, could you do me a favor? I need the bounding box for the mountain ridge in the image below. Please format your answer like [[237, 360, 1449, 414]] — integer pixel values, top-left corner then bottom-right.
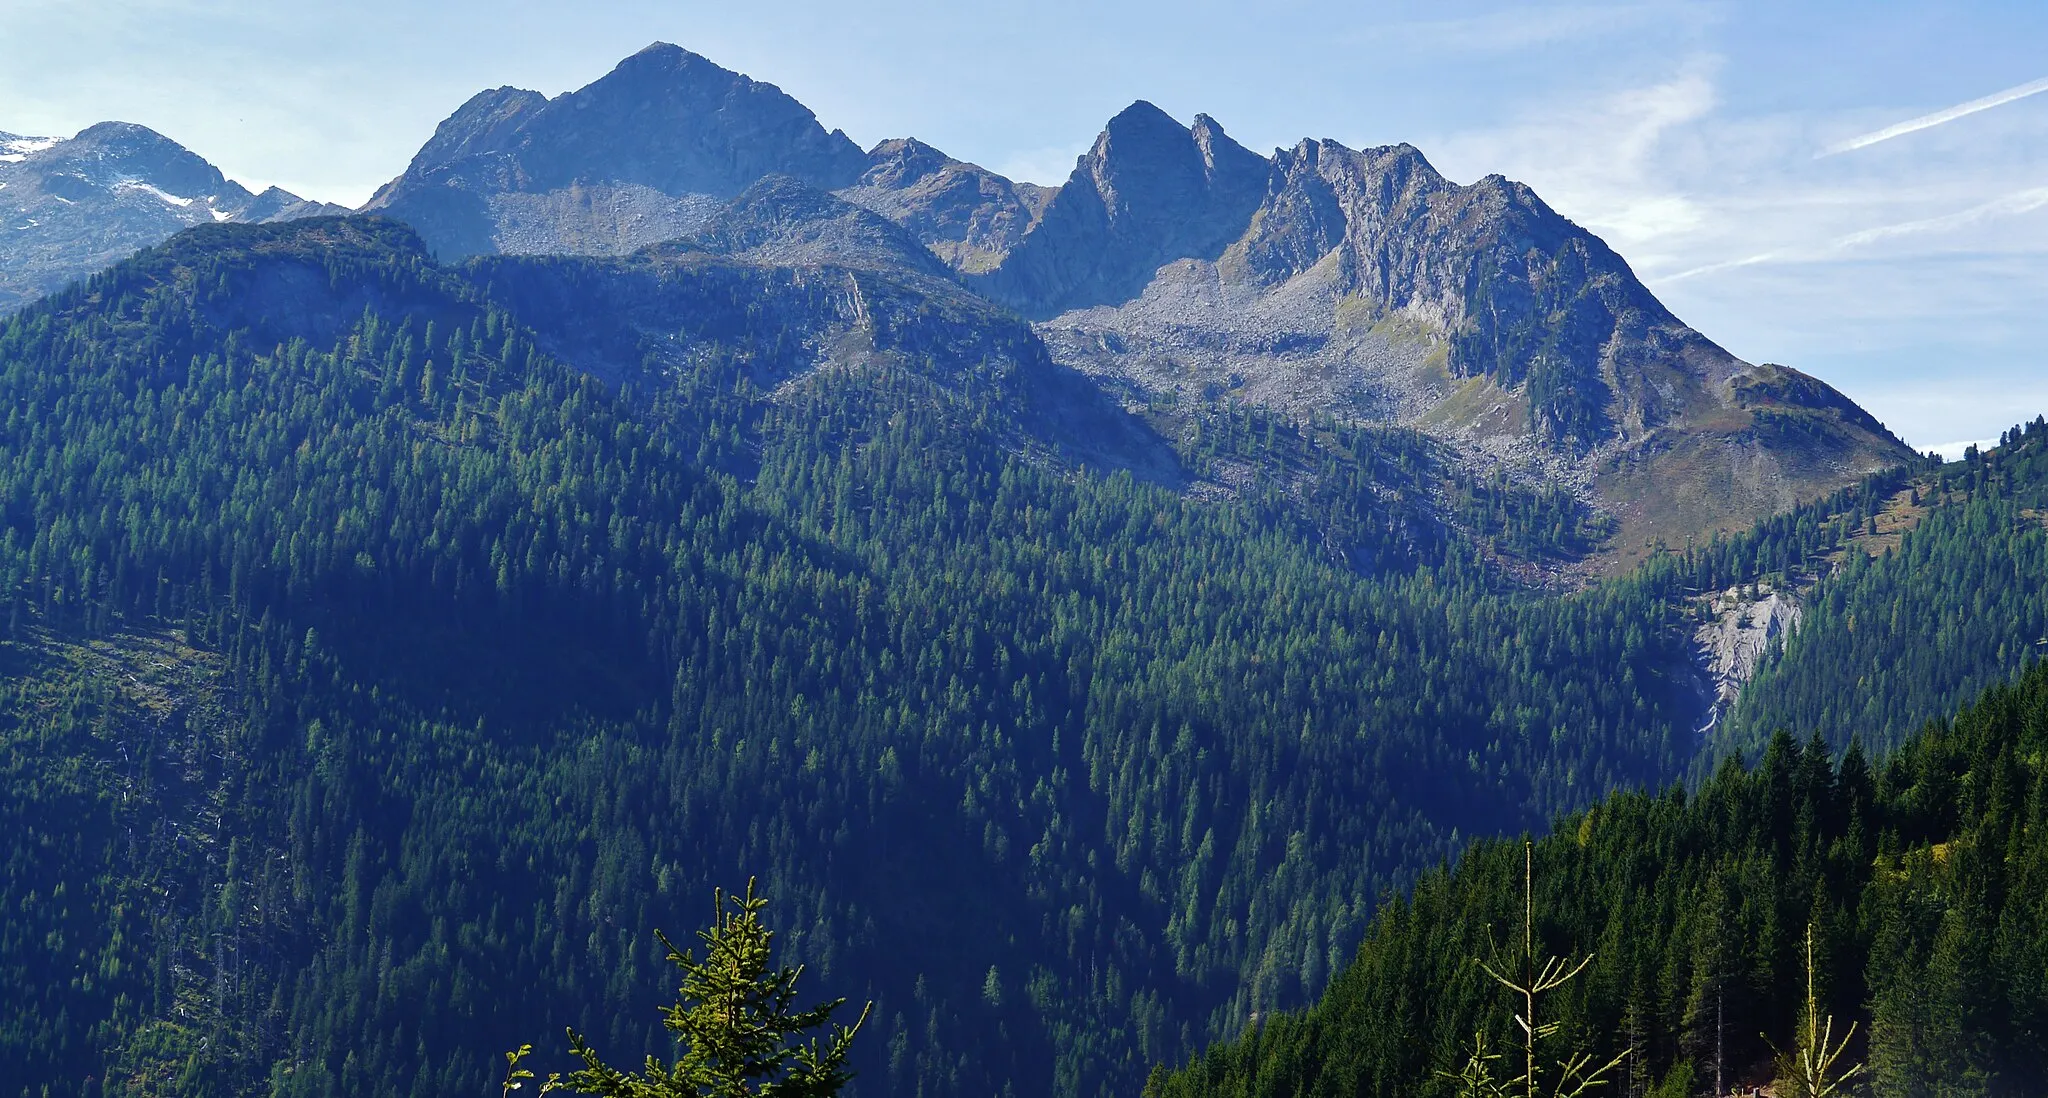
[[1, 44, 1915, 571], [0, 120, 345, 313]]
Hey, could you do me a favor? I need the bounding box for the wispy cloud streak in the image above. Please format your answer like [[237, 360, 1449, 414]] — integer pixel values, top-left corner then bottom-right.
[[1821, 75, 2048, 156], [1654, 185, 2048, 283], [1834, 187, 2048, 246]]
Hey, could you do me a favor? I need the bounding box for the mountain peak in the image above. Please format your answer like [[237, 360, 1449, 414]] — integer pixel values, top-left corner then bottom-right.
[[836, 138, 1055, 275], [365, 44, 869, 258], [1103, 100, 1181, 133], [980, 105, 1271, 316], [629, 40, 689, 59], [859, 137, 955, 188]]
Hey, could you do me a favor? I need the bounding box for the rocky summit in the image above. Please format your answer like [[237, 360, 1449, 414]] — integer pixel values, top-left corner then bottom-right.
[[0, 122, 344, 314]]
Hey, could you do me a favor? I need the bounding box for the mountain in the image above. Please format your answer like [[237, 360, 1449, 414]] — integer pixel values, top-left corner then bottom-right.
[[973, 102, 1270, 312], [0, 121, 345, 313], [0, 42, 2015, 1098], [362, 43, 871, 258], [0, 215, 1712, 1098], [361, 49, 1913, 569], [971, 115, 1916, 570], [1149, 660, 2048, 1098]]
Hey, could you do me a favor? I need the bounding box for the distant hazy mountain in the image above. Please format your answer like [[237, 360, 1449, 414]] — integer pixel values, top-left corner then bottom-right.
[[362, 43, 872, 258], [0, 122, 345, 313]]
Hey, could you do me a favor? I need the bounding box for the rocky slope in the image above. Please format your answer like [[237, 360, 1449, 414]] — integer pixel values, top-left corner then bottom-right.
[[987, 114, 1917, 567], [834, 138, 1053, 274], [1692, 583, 1802, 732], [0, 122, 343, 314]]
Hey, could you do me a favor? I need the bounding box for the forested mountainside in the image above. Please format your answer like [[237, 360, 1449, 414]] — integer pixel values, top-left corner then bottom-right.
[[1149, 658, 2048, 1098], [0, 217, 1702, 1098], [1648, 417, 2048, 765], [1721, 421, 2048, 759]]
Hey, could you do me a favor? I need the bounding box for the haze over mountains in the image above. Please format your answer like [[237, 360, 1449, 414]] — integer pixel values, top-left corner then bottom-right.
[[3, 42, 1910, 559]]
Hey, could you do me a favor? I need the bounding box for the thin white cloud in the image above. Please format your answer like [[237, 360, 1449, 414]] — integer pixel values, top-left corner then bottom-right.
[[1651, 186, 2048, 284], [1657, 250, 1783, 283], [1431, 58, 1719, 249], [1832, 186, 2048, 248], [1820, 75, 2048, 157]]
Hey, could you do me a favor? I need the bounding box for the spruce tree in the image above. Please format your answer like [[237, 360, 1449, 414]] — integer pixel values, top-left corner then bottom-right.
[[506, 879, 870, 1098], [1446, 841, 1624, 1098]]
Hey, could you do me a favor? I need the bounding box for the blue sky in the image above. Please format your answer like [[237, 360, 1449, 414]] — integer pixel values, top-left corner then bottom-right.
[[3, 0, 2044, 452]]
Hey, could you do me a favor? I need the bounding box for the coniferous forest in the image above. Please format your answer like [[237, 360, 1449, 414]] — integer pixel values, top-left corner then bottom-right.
[[1148, 659, 2048, 1098], [2, 216, 2046, 1098]]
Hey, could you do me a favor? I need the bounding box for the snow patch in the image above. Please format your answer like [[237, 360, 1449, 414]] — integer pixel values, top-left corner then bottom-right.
[[117, 180, 196, 207], [0, 136, 58, 163]]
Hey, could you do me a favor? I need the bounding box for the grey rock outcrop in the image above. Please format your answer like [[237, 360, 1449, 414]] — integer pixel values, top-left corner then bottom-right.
[[834, 138, 1053, 274], [363, 43, 870, 259], [682, 173, 959, 281], [1693, 584, 1802, 730], [0, 122, 344, 314], [973, 103, 1270, 318]]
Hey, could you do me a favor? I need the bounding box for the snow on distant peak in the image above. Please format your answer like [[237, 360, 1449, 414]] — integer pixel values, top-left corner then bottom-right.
[[0, 135, 60, 163], [117, 180, 197, 207]]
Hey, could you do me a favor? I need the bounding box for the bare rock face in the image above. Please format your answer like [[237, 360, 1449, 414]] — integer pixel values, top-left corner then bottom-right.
[[685, 173, 959, 281], [1693, 584, 1803, 730], [0, 123, 343, 314], [834, 138, 1053, 274], [362, 43, 870, 259], [973, 102, 1271, 318]]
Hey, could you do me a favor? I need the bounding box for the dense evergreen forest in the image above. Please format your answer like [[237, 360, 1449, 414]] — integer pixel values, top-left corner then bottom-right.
[[0, 218, 1700, 1098], [4, 214, 2042, 1098], [1148, 658, 2048, 1098]]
